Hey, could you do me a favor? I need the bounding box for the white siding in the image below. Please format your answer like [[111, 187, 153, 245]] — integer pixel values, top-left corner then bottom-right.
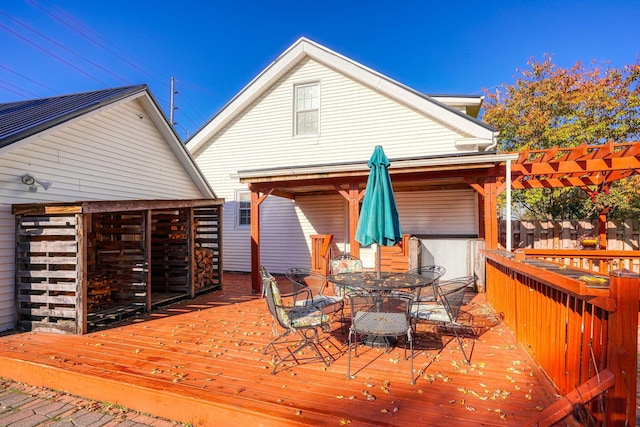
[[0, 98, 207, 331], [193, 58, 480, 273], [396, 189, 477, 236]]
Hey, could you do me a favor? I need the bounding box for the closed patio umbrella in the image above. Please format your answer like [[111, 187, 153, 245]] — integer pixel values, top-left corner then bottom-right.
[[355, 145, 403, 278]]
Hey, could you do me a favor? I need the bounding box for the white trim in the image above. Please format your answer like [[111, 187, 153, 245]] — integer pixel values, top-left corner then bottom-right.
[[235, 189, 251, 229], [293, 82, 320, 137], [237, 152, 520, 180], [187, 37, 497, 155]]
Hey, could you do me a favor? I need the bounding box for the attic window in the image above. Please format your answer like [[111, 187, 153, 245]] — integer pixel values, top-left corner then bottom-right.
[[294, 83, 319, 135]]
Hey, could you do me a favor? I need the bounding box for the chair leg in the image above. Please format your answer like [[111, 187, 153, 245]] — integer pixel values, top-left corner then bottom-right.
[[265, 328, 333, 374], [409, 332, 414, 385], [346, 328, 356, 379], [449, 324, 471, 364]]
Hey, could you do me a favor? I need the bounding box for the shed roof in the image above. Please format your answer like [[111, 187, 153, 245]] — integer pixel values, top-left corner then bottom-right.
[[0, 85, 148, 148]]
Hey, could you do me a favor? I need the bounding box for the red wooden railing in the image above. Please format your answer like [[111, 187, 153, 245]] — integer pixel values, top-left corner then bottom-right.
[[485, 251, 638, 426], [378, 234, 411, 272], [517, 248, 640, 274], [310, 234, 333, 275]]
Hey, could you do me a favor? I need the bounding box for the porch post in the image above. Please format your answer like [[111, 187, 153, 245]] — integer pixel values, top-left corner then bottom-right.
[[598, 209, 609, 250], [606, 269, 638, 426], [250, 190, 261, 294], [483, 177, 499, 250], [348, 183, 362, 258], [505, 159, 512, 252], [250, 189, 271, 294]]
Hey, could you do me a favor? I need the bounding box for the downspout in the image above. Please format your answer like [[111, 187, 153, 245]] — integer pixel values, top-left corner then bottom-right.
[[505, 159, 512, 252], [485, 133, 499, 152]]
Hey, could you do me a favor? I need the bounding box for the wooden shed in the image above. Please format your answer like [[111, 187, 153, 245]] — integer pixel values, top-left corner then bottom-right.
[[12, 198, 223, 334]]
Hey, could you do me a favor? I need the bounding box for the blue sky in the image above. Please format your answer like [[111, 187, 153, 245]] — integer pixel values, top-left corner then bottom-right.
[[1, 0, 639, 139]]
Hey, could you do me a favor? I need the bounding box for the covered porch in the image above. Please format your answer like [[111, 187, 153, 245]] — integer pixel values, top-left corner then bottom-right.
[[239, 151, 518, 293]]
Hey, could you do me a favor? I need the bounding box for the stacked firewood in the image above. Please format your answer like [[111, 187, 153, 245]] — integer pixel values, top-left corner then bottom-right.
[[87, 274, 112, 309], [194, 248, 217, 289], [168, 224, 187, 240]]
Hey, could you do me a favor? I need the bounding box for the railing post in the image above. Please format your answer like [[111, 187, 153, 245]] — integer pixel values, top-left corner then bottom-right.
[[606, 269, 639, 426]]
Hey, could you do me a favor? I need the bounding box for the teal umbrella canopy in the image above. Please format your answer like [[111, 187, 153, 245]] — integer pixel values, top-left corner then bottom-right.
[[355, 146, 403, 249]]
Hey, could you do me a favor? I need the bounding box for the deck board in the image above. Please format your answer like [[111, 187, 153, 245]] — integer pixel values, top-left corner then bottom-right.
[[0, 273, 564, 426]]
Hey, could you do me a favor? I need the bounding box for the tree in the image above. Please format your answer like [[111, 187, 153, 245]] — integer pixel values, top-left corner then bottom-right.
[[483, 55, 640, 219]]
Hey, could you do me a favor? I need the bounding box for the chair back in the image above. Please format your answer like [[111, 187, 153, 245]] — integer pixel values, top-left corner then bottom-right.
[[435, 276, 474, 322], [285, 267, 328, 295], [263, 272, 291, 329], [330, 254, 363, 274], [348, 294, 411, 336]]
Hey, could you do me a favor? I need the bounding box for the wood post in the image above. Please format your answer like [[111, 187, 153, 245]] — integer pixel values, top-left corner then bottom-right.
[[606, 269, 639, 426], [250, 191, 261, 294], [483, 178, 499, 250], [347, 184, 362, 258], [598, 210, 608, 250]]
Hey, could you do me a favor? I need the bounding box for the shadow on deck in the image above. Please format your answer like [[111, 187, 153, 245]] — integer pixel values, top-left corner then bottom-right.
[[0, 273, 562, 426]]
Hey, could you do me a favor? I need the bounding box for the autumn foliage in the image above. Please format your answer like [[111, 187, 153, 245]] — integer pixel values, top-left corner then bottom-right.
[[482, 55, 640, 219]]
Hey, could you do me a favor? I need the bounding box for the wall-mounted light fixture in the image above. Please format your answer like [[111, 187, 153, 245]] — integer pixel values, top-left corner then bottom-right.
[[21, 174, 52, 192]]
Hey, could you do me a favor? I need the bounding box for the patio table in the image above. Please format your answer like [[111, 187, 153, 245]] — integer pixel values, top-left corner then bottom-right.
[[328, 270, 441, 347]]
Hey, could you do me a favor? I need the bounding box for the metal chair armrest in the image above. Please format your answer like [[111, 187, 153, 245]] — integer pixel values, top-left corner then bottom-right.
[[280, 286, 313, 306]]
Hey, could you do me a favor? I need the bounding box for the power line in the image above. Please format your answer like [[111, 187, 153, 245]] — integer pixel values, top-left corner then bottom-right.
[[28, 0, 165, 86], [0, 79, 37, 98], [26, 0, 172, 109], [0, 64, 60, 95], [0, 21, 107, 85], [0, 10, 129, 84]]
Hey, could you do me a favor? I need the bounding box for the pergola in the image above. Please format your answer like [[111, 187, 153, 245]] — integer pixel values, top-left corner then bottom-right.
[[500, 141, 640, 250]]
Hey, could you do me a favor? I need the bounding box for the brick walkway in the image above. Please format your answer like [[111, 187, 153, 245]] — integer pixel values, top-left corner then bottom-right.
[[0, 380, 183, 427]]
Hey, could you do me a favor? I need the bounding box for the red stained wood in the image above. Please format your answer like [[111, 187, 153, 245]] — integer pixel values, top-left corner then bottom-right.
[[524, 369, 615, 427], [0, 273, 561, 426]]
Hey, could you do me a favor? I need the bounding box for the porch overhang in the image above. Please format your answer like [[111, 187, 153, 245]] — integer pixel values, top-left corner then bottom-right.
[[239, 151, 518, 293], [238, 151, 519, 197]]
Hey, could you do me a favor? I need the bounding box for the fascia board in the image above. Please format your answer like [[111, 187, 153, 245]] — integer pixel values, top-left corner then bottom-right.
[[187, 37, 496, 153], [137, 92, 217, 198], [301, 40, 495, 139], [187, 40, 308, 154], [237, 153, 519, 180]]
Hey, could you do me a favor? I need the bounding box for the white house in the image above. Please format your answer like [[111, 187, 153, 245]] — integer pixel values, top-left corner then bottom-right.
[[0, 85, 216, 332], [187, 38, 514, 285]]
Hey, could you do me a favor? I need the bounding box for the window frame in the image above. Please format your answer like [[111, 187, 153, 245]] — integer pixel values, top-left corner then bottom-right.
[[293, 82, 320, 136], [235, 190, 251, 228]]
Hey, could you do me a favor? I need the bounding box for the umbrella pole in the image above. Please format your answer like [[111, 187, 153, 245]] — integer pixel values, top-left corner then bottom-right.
[[377, 245, 381, 279]]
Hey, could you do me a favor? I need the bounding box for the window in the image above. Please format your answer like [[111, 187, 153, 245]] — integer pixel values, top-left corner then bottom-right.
[[294, 83, 319, 135], [237, 191, 251, 226]]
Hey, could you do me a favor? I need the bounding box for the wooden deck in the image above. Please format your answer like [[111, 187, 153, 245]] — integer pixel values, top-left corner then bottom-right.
[[0, 273, 562, 426]]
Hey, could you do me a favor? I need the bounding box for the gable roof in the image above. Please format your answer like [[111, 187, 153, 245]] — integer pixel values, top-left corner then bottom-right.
[[187, 37, 497, 154], [0, 85, 149, 149], [0, 85, 216, 198]]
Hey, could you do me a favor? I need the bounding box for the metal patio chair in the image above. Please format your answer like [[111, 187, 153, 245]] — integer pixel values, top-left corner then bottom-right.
[[409, 276, 476, 364], [391, 265, 447, 301], [329, 253, 365, 297], [285, 267, 345, 328], [346, 293, 414, 384], [262, 269, 334, 374]]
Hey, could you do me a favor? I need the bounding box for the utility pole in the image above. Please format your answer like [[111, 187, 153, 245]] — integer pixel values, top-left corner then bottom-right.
[[170, 76, 178, 126]]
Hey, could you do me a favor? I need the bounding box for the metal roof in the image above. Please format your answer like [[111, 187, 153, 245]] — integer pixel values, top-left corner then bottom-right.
[[0, 84, 147, 149]]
